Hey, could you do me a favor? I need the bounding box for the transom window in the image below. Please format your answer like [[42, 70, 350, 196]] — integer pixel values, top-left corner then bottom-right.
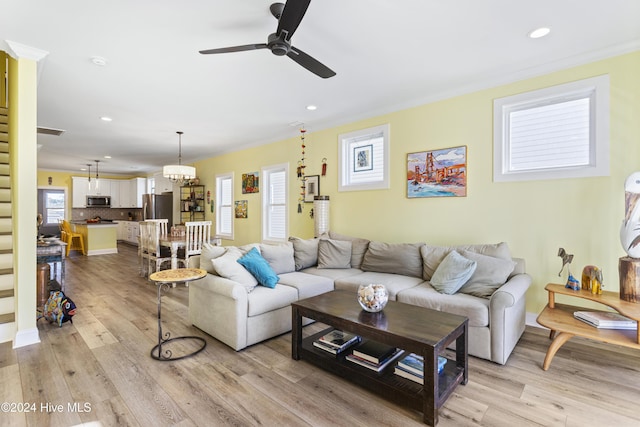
[[339, 124, 390, 191], [493, 75, 609, 182]]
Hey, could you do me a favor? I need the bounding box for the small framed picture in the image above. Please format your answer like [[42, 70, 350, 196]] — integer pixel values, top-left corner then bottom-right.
[[241, 172, 259, 194], [353, 144, 373, 172], [304, 175, 320, 203], [235, 200, 248, 218]]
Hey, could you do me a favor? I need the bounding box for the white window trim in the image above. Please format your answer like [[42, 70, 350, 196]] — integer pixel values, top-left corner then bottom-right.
[[215, 172, 234, 240], [338, 123, 390, 191], [493, 75, 610, 182], [261, 163, 289, 244]]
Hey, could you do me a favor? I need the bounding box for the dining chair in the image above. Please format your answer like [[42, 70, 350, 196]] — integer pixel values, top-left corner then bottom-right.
[[145, 218, 169, 236], [141, 221, 172, 277], [180, 221, 211, 268], [60, 220, 85, 256]]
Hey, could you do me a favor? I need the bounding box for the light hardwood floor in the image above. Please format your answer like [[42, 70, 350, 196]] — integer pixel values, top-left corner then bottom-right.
[[2, 243, 640, 427]]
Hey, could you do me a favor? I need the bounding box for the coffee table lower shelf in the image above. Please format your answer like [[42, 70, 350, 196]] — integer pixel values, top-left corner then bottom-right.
[[299, 328, 465, 415]]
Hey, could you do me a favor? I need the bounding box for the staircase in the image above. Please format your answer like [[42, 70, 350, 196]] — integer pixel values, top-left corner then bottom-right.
[[0, 105, 14, 329]]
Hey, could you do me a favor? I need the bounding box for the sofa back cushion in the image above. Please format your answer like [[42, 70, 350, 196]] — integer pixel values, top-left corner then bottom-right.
[[289, 237, 320, 270], [260, 242, 295, 274], [328, 231, 370, 269], [360, 241, 424, 278], [317, 239, 352, 269], [199, 243, 227, 274], [421, 242, 512, 280]]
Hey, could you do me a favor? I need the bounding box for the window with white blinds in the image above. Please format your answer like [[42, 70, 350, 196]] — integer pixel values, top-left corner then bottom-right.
[[494, 75, 609, 182], [339, 124, 390, 191], [216, 173, 233, 239], [262, 164, 288, 243]]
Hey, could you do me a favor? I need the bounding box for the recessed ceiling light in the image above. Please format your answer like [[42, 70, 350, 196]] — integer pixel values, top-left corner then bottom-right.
[[528, 27, 551, 39], [104, 155, 111, 159], [91, 56, 107, 66], [100, 116, 112, 122], [306, 105, 317, 111]]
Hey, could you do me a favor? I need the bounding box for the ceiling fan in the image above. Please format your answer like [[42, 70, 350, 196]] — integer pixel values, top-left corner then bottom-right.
[[199, 0, 336, 79]]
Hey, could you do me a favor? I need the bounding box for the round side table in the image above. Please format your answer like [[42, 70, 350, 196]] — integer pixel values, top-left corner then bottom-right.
[[148, 268, 207, 361]]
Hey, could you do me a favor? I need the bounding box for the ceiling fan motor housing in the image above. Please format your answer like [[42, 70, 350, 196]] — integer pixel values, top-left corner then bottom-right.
[[267, 32, 290, 56]]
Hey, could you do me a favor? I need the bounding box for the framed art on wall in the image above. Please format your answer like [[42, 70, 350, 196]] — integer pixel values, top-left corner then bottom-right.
[[353, 144, 373, 172], [235, 200, 248, 218], [407, 145, 467, 198], [304, 175, 320, 203], [242, 172, 259, 194]]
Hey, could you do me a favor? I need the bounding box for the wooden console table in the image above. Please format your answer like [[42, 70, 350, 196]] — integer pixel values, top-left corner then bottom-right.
[[537, 283, 640, 370]]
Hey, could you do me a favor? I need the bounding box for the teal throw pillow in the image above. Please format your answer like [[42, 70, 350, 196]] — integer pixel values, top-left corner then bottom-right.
[[430, 250, 477, 294], [237, 247, 279, 288]]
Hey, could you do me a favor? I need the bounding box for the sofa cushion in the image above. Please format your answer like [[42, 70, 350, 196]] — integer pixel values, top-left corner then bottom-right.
[[247, 284, 298, 317], [457, 250, 517, 298], [260, 242, 295, 274], [277, 272, 335, 300], [421, 242, 512, 280], [334, 271, 423, 300], [301, 266, 363, 281], [397, 283, 490, 327], [328, 231, 370, 269], [199, 243, 226, 274], [289, 237, 319, 270], [430, 250, 477, 294], [360, 241, 424, 278], [211, 247, 258, 291], [317, 239, 352, 269]]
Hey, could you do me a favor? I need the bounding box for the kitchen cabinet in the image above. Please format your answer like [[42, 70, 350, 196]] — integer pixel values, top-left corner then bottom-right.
[[130, 177, 146, 208], [89, 179, 111, 197], [111, 181, 128, 208], [72, 177, 90, 208], [153, 174, 174, 194], [117, 221, 140, 245]]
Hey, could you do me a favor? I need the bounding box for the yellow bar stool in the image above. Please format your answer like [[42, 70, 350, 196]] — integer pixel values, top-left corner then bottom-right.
[[61, 220, 86, 256]]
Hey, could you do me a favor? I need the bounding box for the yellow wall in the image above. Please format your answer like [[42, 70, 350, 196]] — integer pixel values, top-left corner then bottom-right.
[[195, 51, 640, 315]]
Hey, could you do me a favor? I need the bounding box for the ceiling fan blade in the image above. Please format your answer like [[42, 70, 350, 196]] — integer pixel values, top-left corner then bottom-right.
[[287, 46, 336, 78], [277, 0, 311, 41], [199, 43, 268, 55]]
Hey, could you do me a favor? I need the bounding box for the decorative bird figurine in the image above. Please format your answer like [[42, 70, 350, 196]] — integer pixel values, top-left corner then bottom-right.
[[620, 172, 640, 258], [558, 247, 580, 290], [557, 248, 574, 276]]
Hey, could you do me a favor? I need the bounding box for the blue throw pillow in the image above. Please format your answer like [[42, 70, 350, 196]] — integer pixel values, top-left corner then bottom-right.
[[237, 247, 279, 288]]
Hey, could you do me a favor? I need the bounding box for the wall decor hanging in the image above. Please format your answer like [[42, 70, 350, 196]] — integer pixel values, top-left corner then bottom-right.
[[242, 172, 259, 194], [235, 200, 248, 218], [305, 175, 320, 203], [297, 126, 307, 213], [407, 145, 467, 198]]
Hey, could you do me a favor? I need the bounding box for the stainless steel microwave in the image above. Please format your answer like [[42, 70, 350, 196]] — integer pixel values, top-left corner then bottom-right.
[[86, 196, 111, 207]]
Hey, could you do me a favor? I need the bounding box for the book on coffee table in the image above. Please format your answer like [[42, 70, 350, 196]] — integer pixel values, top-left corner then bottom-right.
[[346, 347, 404, 372], [313, 330, 361, 354], [351, 340, 397, 364], [573, 311, 637, 329], [396, 353, 447, 376]]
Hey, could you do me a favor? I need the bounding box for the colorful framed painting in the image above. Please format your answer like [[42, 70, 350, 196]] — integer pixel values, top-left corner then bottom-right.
[[407, 146, 467, 198], [353, 144, 373, 172], [235, 200, 248, 218], [304, 175, 320, 203], [242, 172, 259, 194]]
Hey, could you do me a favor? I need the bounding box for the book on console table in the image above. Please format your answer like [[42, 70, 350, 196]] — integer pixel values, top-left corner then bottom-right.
[[313, 330, 361, 354], [346, 347, 404, 372], [573, 311, 637, 329], [396, 353, 447, 376]]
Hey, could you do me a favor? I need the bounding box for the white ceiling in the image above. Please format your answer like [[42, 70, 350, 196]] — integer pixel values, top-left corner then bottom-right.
[[1, 0, 639, 175]]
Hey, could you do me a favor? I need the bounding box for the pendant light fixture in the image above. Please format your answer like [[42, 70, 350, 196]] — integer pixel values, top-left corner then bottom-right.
[[163, 131, 196, 185], [86, 163, 92, 182]]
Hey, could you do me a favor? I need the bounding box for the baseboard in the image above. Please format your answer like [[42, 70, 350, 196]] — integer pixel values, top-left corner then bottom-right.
[[526, 311, 545, 329], [86, 248, 118, 256], [13, 327, 40, 348]]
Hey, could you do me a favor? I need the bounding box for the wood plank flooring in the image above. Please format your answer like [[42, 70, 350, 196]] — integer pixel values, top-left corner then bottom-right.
[[2, 243, 640, 426]]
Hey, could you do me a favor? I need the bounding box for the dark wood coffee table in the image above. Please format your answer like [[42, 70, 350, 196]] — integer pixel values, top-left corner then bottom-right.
[[292, 290, 468, 426]]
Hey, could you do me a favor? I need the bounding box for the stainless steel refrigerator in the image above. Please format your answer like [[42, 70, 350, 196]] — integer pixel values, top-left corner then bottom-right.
[[142, 193, 173, 225]]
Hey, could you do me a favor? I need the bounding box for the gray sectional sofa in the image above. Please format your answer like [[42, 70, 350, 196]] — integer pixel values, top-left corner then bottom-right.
[[188, 231, 531, 364]]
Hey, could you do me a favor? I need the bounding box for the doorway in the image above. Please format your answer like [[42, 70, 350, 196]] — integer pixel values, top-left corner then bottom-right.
[[37, 188, 66, 237]]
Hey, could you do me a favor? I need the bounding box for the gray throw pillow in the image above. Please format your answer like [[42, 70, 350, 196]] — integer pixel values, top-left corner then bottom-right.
[[328, 231, 370, 269], [421, 242, 512, 280], [430, 250, 477, 294], [210, 247, 258, 291], [199, 243, 227, 274], [289, 236, 320, 270], [260, 242, 295, 274], [360, 241, 424, 278], [458, 250, 517, 298], [317, 239, 352, 269]]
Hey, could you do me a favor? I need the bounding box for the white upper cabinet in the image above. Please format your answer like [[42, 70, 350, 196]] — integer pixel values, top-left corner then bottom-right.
[[153, 173, 174, 194], [130, 177, 146, 208], [72, 176, 90, 208]]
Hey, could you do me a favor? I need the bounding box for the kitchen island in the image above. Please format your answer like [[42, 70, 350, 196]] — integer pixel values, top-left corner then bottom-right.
[[71, 221, 118, 256]]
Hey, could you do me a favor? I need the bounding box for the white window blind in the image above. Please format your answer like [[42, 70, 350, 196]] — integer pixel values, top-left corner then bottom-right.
[[262, 164, 288, 242], [494, 75, 609, 182], [216, 173, 233, 239]]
